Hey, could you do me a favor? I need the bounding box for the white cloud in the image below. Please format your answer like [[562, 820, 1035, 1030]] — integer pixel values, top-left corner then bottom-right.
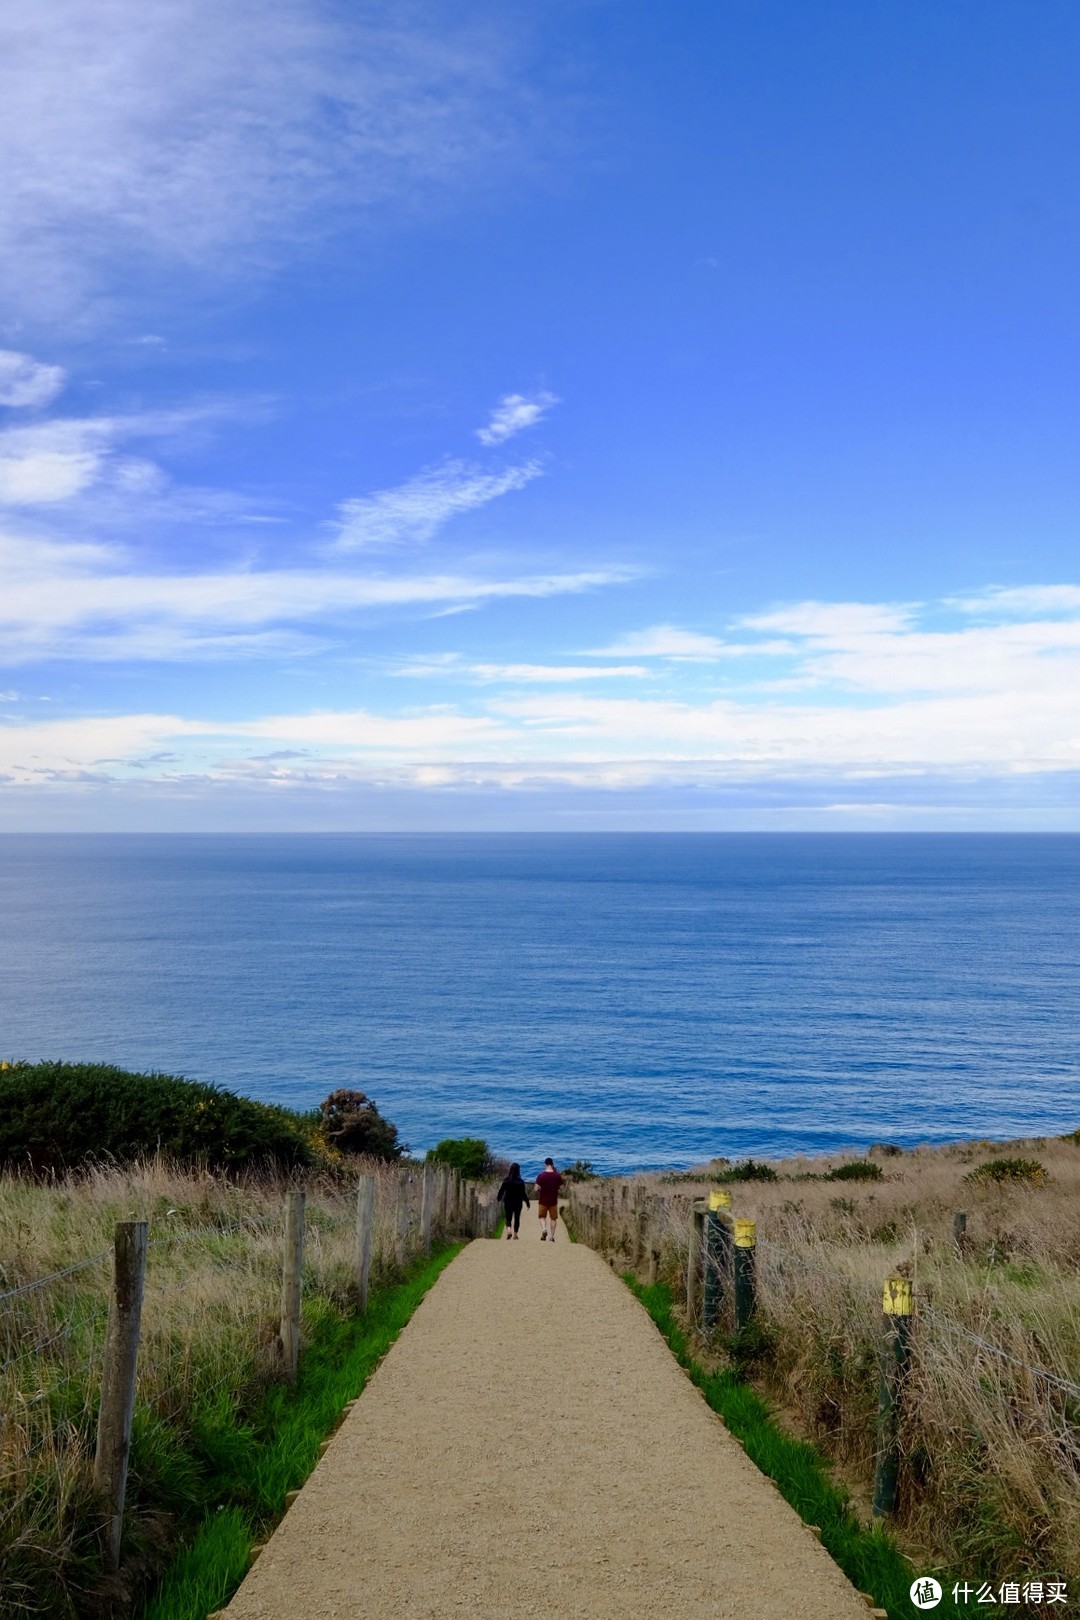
[[947, 584, 1080, 617], [0, 522, 628, 662], [586, 625, 732, 661], [468, 664, 649, 683], [0, 421, 111, 503], [737, 601, 914, 637], [0, 349, 66, 408], [0, 0, 542, 320], [476, 391, 558, 446], [0, 404, 250, 509], [333, 458, 542, 550]]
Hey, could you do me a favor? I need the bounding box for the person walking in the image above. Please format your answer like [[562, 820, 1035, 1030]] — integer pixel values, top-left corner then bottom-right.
[[534, 1157, 563, 1243], [496, 1162, 530, 1239]]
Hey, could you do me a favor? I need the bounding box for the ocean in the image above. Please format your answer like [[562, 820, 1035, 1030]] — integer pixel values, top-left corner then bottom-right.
[[1, 833, 1077, 1173]]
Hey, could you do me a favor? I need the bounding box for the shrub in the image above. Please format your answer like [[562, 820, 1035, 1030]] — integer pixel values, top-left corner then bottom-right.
[[0, 1061, 314, 1173], [825, 1161, 883, 1182], [562, 1159, 597, 1182], [715, 1158, 779, 1183], [317, 1089, 406, 1160], [963, 1157, 1048, 1187], [425, 1137, 492, 1179]]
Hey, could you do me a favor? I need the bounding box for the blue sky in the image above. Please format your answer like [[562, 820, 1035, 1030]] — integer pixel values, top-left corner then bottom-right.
[[2, 0, 1079, 829]]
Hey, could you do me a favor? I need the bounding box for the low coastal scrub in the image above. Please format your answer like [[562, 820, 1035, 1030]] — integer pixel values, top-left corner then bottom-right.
[[0, 1062, 406, 1176], [0, 1156, 462, 1618], [568, 1134, 1080, 1595], [424, 1136, 492, 1179]]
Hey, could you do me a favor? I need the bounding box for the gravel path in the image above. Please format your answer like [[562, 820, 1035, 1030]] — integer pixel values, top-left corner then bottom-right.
[[220, 1233, 872, 1620]]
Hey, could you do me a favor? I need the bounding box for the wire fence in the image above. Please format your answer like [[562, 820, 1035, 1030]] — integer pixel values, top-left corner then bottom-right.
[[563, 1172, 1080, 1535], [0, 1160, 490, 1611]]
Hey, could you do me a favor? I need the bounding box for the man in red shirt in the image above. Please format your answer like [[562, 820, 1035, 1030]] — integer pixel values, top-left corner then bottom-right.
[[534, 1158, 563, 1243]]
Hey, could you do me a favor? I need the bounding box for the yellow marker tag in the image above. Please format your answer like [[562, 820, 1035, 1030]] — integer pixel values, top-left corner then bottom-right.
[[709, 1189, 733, 1211], [733, 1218, 757, 1248], [882, 1276, 913, 1315]]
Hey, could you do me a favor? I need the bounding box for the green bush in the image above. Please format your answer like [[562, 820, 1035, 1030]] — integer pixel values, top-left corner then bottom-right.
[[424, 1137, 492, 1179], [824, 1161, 883, 1182], [562, 1159, 597, 1182], [715, 1158, 779, 1183], [317, 1089, 406, 1160], [964, 1157, 1048, 1187], [0, 1061, 314, 1174]]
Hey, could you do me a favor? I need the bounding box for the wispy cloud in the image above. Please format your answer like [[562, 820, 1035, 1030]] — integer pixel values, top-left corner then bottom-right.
[[0, 349, 66, 408], [333, 458, 542, 551], [0, 518, 628, 663], [586, 625, 731, 661], [0, 401, 257, 509], [945, 584, 1080, 617], [476, 391, 558, 446], [0, 0, 545, 321], [468, 663, 648, 683], [737, 601, 914, 637]]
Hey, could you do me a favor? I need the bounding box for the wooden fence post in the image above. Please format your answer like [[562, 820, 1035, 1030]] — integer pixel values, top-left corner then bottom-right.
[[395, 1171, 409, 1266], [872, 1275, 914, 1518], [703, 1190, 732, 1331], [420, 1165, 434, 1255], [952, 1210, 968, 1252], [354, 1175, 374, 1313], [279, 1190, 305, 1385], [733, 1217, 757, 1331], [688, 1202, 704, 1318], [93, 1220, 148, 1571]]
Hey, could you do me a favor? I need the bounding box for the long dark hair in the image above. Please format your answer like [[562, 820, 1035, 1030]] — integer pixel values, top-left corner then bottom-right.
[[507, 1162, 521, 1179]]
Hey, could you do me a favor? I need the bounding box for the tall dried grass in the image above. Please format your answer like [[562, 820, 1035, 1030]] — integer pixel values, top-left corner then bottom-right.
[[0, 1157, 462, 1617], [568, 1134, 1080, 1584]]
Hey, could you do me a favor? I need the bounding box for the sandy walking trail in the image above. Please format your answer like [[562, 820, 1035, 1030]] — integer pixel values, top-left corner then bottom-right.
[[220, 1234, 871, 1620]]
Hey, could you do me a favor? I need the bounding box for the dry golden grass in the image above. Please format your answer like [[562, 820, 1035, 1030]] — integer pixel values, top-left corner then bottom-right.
[[0, 1156, 469, 1615], [567, 1133, 1080, 1584]]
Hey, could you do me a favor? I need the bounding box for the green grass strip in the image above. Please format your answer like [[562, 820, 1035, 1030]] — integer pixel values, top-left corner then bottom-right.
[[624, 1278, 969, 1620], [141, 1243, 462, 1620]]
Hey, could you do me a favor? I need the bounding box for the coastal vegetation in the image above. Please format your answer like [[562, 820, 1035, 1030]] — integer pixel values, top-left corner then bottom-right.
[[568, 1132, 1080, 1596], [3, 1078, 1077, 1618], [423, 1136, 492, 1179], [0, 1154, 465, 1619], [0, 1062, 406, 1175]]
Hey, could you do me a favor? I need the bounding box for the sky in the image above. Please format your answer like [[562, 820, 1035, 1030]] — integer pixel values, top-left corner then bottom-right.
[[2, 0, 1079, 831]]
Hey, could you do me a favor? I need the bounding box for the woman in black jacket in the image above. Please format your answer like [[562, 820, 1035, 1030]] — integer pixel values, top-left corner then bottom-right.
[[496, 1162, 530, 1239]]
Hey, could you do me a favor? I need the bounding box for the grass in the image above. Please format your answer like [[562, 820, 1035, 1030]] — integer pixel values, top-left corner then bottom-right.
[[626, 1277, 968, 1620], [0, 1157, 475, 1619], [569, 1132, 1080, 1590], [139, 1244, 460, 1620]]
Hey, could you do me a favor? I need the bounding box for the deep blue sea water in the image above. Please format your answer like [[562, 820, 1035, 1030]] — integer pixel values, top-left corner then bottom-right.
[[1, 834, 1078, 1173]]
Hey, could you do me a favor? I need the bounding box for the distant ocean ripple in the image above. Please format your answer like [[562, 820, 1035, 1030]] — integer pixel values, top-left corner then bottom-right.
[[1, 834, 1077, 1174]]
